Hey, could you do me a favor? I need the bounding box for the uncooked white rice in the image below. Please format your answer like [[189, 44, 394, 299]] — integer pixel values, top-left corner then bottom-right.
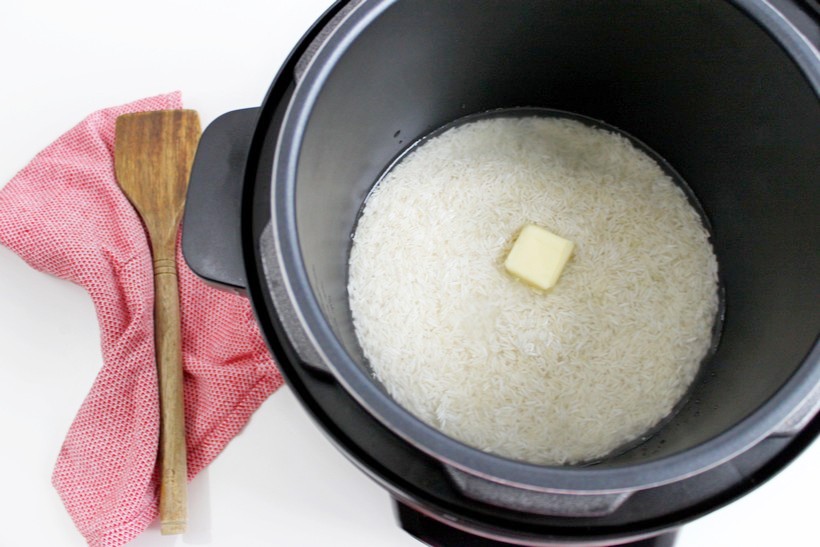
[[348, 115, 719, 465]]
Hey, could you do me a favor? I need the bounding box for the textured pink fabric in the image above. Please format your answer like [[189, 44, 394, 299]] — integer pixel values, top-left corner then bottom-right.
[[0, 93, 283, 546]]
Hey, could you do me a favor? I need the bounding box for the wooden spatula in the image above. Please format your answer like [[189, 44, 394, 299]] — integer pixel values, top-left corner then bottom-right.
[[114, 110, 201, 535]]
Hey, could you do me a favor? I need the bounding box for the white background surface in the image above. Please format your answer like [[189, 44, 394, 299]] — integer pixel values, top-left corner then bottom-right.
[[0, 1, 817, 546]]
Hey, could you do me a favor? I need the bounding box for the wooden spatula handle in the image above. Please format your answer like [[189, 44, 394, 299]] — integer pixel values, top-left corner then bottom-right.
[[152, 238, 187, 535]]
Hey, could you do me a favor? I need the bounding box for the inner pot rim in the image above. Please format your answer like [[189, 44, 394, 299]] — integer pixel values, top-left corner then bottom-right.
[[269, 0, 820, 493]]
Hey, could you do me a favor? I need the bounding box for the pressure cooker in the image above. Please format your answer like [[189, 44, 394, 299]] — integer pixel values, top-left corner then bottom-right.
[[182, 1, 820, 544]]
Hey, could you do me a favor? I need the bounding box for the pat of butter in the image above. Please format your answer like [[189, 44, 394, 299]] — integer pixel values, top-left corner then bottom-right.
[[504, 224, 575, 290]]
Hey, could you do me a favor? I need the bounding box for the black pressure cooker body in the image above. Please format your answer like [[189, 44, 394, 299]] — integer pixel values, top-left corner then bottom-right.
[[183, 1, 820, 545]]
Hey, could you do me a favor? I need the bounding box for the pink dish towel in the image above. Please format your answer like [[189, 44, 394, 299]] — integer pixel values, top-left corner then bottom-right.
[[0, 93, 283, 546]]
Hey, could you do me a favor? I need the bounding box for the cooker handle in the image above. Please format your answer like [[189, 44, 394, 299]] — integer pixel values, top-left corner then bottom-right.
[[182, 107, 260, 294], [394, 500, 679, 547], [183, 0, 360, 293]]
